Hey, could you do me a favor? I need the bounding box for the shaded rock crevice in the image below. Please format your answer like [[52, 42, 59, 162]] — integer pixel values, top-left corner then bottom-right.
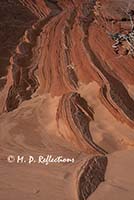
[[5, 1, 63, 111], [0, 0, 37, 89], [78, 156, 108, 200]]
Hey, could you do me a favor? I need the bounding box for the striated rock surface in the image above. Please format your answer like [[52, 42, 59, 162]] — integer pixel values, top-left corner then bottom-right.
[[78, 156, 107, 200], [0, 0, 134, 200], [0, 0, 37, 89]]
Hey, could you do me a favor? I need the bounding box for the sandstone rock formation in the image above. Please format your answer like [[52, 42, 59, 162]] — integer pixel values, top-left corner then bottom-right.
[[0, 0, 134, 200]]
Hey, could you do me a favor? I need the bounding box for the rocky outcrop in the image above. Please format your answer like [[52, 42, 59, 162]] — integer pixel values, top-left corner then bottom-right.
[[78, 156, 107, 200], [0, 0, 37, 90], [56, 92, 107, 154], [0, 0, 134, 200], [6, 15, 55, 111]]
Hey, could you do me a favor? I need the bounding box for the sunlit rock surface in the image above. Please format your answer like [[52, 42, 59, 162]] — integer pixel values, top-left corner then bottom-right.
[[0, 0, 134, 200]]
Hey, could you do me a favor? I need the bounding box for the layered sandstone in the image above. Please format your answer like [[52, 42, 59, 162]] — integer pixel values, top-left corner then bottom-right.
[[0, 0, 134, 200]]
